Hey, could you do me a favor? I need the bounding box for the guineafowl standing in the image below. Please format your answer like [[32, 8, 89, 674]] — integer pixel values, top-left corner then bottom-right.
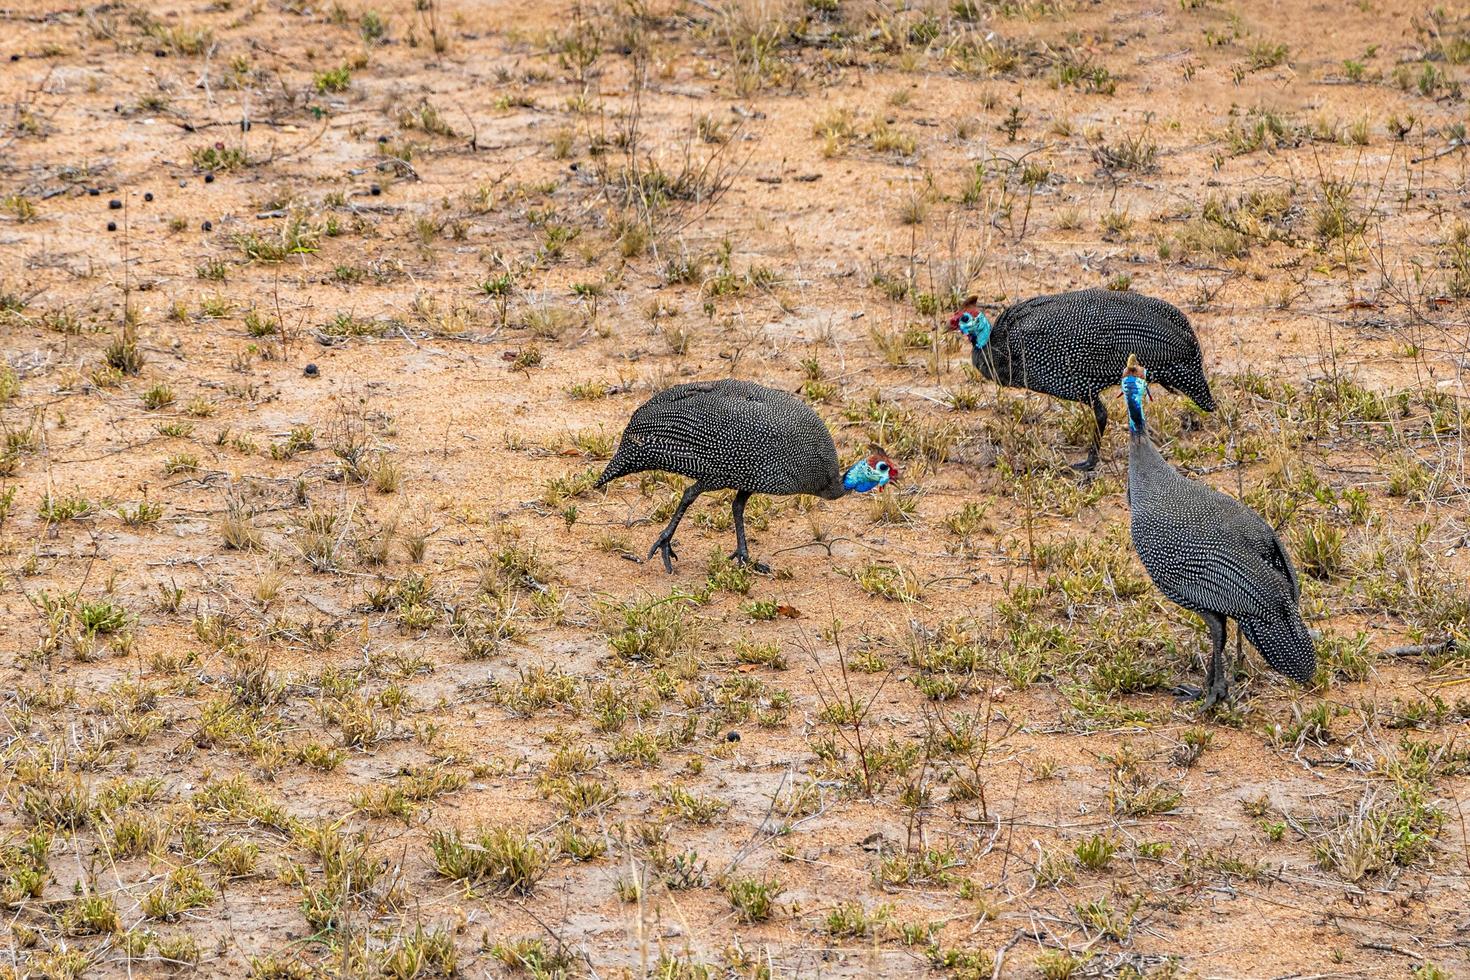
[[950, 289, 1215, 470], [1121, 355, 1315, 707], [596, 379, 898, 573]]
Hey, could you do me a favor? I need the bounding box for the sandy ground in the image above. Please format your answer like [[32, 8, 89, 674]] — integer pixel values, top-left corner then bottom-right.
[[1, 0, 1468, 976]]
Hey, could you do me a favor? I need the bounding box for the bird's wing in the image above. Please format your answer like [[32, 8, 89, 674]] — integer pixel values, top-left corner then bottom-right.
[[614, 381, 785, 488], [1105, 302, 1201, 369], [1235, 511, 1302, 603], [996, 295, 1117, 381], [1133, 481, 1295, 621], [1143, 530, 1288, 621], [1194, 480, 1301, 600]]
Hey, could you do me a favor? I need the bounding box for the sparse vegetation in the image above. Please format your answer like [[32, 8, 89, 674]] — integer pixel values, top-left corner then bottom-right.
[[0, 4, 1463, 977]]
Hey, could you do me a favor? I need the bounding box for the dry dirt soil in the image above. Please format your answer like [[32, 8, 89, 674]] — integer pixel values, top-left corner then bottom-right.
[[2, 0, 1469, 977]]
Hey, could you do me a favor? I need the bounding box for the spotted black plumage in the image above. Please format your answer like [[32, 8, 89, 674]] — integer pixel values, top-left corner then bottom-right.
[[951, 289, 1216, 470], [1122, 358, 1314, 707], [596, 379, 897, 572]]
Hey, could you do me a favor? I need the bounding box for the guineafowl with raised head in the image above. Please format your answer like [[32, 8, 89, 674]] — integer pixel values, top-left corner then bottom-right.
[[1122, 355, 1314, 707], [949, 289, 1215, 470], [596, 379, 898, 573]]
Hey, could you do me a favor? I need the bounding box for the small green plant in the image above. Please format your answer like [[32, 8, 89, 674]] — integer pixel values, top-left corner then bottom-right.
[[190, 142, 248, 172], [141, 866, 215, 919], [848, 562, 923, 602], [234, 217, 319, 263], [105, 324, 144, 374], [1073, 834, 1117, 871], [2, 194, 39, 222], [141, 383, 175, 410], [429, 826, 547, 894], [314, 65, 352, 94], [244, 310, 278, 337], [118, 500, 164, 527], [40, 492, 93, 522], [725, 876, 782, 923], [1246, 40, 1289, 70], [163, 452, 200, 475]]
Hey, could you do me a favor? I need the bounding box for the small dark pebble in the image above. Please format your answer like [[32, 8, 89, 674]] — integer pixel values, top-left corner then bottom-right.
[[108, 199, 122, 209], [369, 184, 381, 196], [144, 192, 153, 202], [202, 220, 213, 231], [377, 135, 388, 143], [725, 731, 740, 743], [204, 173, 215, 183], [241, 120, 251, 132], [9, 54, 19, 62], [154, 49, 166, 57], [178, 179, 187, 188], [106, 221, 117, 232], [303, 363, 319, 377], [87, 188, 100, 197]]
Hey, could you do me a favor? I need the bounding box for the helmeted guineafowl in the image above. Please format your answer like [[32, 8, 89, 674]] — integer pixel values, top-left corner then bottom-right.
[[949, 289, 1216, 470], [596, 379, 898, 572], [1122, 355, 1315, 707]]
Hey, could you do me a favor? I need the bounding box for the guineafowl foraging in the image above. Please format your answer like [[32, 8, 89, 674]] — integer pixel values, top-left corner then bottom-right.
[[1122, 355, 1314, 707], [949, 289, 1215, 470], [596, 379, 898, 572]]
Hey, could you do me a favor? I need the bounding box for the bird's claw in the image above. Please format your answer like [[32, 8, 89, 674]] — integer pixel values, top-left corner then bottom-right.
[[1173, 683, 1229, 710], [647, 537, 678, 573], [730, 551, 771, 574], [1068, 456, 1099, 474]]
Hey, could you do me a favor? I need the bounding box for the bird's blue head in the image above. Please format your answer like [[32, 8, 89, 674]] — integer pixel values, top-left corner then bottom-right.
[[1121, 354, 1149, 433], [842, 450, 899, 493], [948, 297, 993, 349]]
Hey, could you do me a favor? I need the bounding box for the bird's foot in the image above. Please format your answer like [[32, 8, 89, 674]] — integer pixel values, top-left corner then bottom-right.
[[1172, 682, 1230, 710], [730, 550, 771, 574], [646, 537, 678, 573], [1201, 679, 1230, 711], [1068, 455, 1099, 474]]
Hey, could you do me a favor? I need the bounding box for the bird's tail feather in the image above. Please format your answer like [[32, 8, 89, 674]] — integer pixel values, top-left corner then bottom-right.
[[1189, 380, 1217, 413], [1239, 611, 1316, 684], [1158, 370, 1216, 413], [594, 448, 639, 489]]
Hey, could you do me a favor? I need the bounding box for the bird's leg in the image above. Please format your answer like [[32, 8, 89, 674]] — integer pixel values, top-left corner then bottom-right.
[[1068, 396, 1108, 472], [1173, 612, 1227, 703], [728, 491, 770, 573], [647, 482, 703, 573], [1201, 613, 1230, 710]]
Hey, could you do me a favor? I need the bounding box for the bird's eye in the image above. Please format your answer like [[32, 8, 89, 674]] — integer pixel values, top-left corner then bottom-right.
[[877, 462, 889, 472], [959, 313, 971, 324]]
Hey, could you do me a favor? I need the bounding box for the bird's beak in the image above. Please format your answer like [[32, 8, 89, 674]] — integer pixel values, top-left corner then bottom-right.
[[947, 312, 962, 331]]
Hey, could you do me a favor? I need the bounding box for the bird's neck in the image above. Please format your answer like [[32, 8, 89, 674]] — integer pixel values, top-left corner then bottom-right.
[[1125, 390, 1147, 435], [970, 312, 995, 348], [819, 477, 852, 500], [1128, 424, 1171, 480]]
